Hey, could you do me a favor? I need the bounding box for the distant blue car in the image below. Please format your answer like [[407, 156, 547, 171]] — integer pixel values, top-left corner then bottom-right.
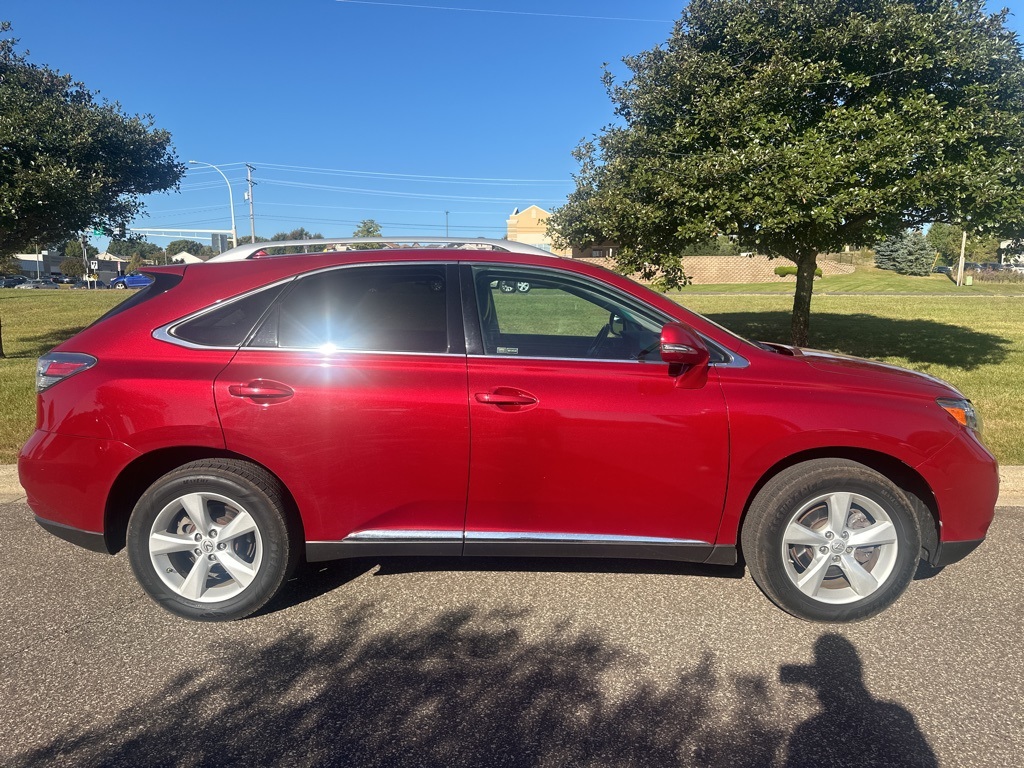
[[109, 272, 152, 290]]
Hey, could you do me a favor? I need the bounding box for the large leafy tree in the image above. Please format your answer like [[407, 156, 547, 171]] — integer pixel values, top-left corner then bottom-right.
[[107, 238, 164, 261], [165, 239, 206, 257], [0, 22, 184, 259], [925, 222, 1000, 264], [551, 0, 1024, 345]]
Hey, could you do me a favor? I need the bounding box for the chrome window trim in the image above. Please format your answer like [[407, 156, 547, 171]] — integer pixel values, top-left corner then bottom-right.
[[153, 262, 453, 353], [153, 275, 298, 350]]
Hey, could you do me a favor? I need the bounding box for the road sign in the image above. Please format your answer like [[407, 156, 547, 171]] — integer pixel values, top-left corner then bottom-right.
[[90, 261, 98, 270]]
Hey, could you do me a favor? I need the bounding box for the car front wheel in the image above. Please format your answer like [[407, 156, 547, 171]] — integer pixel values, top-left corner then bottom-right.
[[127, 459, 298, 621], [114, 282, 126, 289], [741, 459, 921, 622]]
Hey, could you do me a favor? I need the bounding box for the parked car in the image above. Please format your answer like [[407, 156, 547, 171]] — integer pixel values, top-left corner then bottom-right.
[[109, 271, 153, 289], [71, 279, 108, 289], [932, 265, 951, 275], [19, 237, 998, 623], [1, 274, 29, 288], [14, 279, 60, 290]]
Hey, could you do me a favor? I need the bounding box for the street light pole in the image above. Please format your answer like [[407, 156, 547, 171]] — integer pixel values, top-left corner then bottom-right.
[[188, 160, 238, 248]]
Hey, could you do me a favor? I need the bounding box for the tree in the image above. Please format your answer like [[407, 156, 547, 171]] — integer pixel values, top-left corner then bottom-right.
[[63, 240, 98, 262], [107, 238, 164, 262], [59, 256, 85, 279], [873, 230, 933, 276], [351, 219, 383, 249], [550, 0, 1024, 345], [0, 22, 184, 260], [268, 228, 323, 254], [165, 239, 205, 258], [126, 254, 144, 274], [925, 223, 1000, 265]]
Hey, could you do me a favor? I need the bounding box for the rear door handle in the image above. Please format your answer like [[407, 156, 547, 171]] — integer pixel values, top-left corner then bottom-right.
[[227, 381, 294, 401], [474, 389, 538, 406]]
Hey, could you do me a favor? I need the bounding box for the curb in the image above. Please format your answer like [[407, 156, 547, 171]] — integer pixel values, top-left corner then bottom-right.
[[2, 465, 1023, 507]]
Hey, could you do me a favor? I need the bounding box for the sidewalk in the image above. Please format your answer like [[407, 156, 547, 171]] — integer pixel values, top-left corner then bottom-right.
[[2, 464, 1023, 506]]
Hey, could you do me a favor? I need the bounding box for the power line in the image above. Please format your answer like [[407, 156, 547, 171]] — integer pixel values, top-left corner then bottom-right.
[[336, 0, 672, 23], [253, 161, 570, 185], [259, 177, 565, 203]]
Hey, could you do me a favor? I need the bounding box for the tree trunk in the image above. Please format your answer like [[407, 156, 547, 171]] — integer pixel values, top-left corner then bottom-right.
[[789, 250, 819, 347], [0, 317, 5, 358]]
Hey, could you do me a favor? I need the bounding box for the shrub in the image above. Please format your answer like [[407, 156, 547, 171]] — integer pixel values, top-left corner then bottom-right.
[[774, 265, 822, 278]]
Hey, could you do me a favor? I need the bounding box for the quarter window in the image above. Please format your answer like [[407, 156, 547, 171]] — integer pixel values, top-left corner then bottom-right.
[[172, 284, 285, 347]]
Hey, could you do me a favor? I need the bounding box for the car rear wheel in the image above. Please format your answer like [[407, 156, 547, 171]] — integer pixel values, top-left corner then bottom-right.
[[741, 459, 920, 622], [127, 459, 298, 621]]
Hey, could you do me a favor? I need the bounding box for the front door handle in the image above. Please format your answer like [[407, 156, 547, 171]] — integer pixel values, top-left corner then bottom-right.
[[227, 380, 294, 401], [474, 389, 538, 406]]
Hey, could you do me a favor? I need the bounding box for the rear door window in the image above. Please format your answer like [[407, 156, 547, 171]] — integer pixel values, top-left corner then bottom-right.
[[253, 265, 450, 353]]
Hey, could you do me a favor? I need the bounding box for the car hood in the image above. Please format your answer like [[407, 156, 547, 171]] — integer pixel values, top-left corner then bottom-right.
[[761, 343, 964, 398]]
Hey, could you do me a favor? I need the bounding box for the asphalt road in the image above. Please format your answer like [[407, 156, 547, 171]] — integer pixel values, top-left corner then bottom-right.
[[1, 500, 1021, 768]]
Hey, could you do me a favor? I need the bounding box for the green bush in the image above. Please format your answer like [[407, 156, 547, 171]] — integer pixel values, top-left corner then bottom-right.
[[774, 265, 822, 277]]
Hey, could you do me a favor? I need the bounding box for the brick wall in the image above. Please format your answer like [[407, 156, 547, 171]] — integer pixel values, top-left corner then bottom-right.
[[574, 253, 856, 285]]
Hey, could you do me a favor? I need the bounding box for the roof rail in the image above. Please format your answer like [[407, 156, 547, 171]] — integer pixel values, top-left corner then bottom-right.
[[205, 237, 559, 263]]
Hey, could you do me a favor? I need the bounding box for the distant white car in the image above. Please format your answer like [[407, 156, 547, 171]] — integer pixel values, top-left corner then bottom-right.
[[15, 279, 60, 290]]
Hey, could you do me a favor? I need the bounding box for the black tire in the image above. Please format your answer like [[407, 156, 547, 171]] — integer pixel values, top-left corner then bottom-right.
[[127, 459, 298, 621], [741, 459, 920, 622], [114, 282, 126, 289], [498, 280, 516, 293]]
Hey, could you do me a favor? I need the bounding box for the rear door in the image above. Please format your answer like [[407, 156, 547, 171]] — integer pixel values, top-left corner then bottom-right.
[[212, 263, 470, 548]]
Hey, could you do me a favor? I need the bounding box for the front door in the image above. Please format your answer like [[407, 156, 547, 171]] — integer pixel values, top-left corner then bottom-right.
[[463, 265, 729, 556]]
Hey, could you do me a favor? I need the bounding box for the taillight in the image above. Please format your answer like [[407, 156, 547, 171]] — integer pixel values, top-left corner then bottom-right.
[[36, 353, 97, 392]]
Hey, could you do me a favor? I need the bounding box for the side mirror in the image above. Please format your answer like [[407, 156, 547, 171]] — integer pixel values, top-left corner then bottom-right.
[[609, 311, 626, 336], [660, 322, 710, 368]]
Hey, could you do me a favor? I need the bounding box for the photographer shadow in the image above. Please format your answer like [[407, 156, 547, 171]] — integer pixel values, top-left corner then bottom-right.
[[782, 634, 937, 768]]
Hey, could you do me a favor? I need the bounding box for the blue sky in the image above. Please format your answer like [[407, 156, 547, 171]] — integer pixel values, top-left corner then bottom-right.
[[5, 1, 1024, 250]]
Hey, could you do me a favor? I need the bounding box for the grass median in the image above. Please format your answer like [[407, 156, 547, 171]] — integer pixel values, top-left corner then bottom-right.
[[0, 285, 1020, 465]]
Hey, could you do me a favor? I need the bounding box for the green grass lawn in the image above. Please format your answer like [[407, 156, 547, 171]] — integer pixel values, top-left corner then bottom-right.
[[0, 290, 127, 463], [1, 283, 1021, 466], [670, 265, 1024, 295]]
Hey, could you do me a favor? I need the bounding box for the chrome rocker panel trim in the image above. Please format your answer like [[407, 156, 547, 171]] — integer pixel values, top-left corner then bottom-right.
[[306, 529, 737, 565]]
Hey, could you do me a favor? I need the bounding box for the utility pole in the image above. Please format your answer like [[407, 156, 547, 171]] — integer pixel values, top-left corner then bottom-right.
[[956, 229, 967, 287], [80, 233, 90, 283], [445, 210, 449, 237], [245, 164, 257, 243]]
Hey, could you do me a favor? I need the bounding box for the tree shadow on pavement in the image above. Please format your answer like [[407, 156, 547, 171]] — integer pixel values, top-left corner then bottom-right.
[[703, 312, 1010, 370], [7, 604, 936, 768]]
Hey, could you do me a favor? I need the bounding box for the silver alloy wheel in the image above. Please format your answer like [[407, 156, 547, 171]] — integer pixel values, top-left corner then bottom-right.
[[781, 491, 898, 605], [148, 491, 263, 603]]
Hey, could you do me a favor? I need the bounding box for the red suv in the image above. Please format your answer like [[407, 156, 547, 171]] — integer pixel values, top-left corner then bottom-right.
[[19, 238, 998, 622]]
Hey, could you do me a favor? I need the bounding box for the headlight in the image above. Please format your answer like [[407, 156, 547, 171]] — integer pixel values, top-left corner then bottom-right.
[[937, 398, 982, 435]]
